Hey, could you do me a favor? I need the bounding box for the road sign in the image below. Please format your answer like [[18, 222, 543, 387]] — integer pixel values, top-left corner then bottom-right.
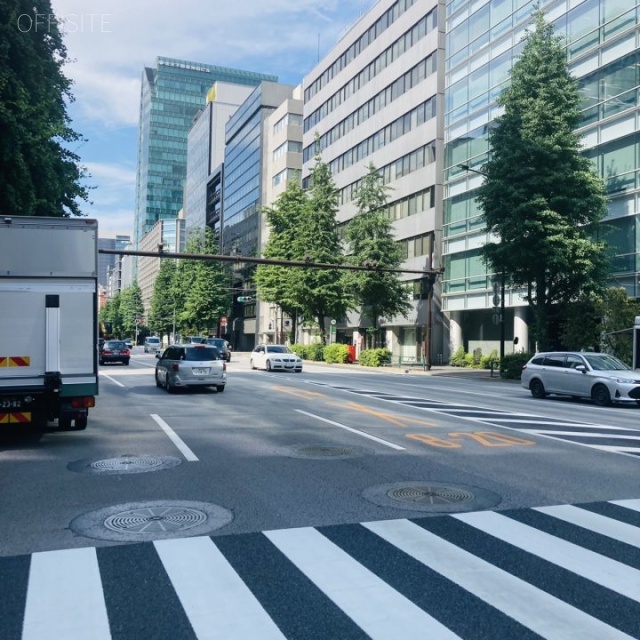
[[492, 294, 501, 307], [492, 312, 502, 325]]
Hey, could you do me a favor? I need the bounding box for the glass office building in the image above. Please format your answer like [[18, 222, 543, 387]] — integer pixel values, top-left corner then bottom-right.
[[133, 56, 276, 250], [443, 0, 640, 355]]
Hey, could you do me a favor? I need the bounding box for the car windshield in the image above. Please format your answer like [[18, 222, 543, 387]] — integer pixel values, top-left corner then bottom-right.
[[147, 338, 159, 344], [583, 354, 630, 371], [207, 339, 225, 348], [184, 346, 219, 361], [267, 346, 292, 353], [104, 341, 125, 349]]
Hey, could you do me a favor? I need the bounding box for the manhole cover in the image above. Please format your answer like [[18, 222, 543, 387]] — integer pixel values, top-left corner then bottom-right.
[[288, 444, 368, 459], [68, 455, 182, 475], [363, 481, 501, 513], [387, 486, 475, 505], [70, 500, 233, 541]]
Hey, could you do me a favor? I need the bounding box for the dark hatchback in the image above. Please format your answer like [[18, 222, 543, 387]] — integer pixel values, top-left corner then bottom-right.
[[206, 338, 231, 362], [99, 340, 131, 365]]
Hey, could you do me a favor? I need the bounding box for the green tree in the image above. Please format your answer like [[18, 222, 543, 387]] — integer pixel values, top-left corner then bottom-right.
[[255, 180, 307, 341], [149, 259, 177, 338], [0, 1, 91, 216], [476, 11, 608, 351], [289, 145, 351, 343], [100, 292, 122, 338], [345, 163, 410, 340], [118, 281, 144, 342], [182, 228, 229, 335]]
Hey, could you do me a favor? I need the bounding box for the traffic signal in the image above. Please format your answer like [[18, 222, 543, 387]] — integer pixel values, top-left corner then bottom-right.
[[237, 296, 253, 303]]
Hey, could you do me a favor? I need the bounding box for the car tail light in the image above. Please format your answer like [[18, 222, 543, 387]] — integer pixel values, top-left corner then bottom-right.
[[72, 397, 95, 408], [172, 364, 180, 372], [102, 350, 111, 355], [123, 349, 130, 355]]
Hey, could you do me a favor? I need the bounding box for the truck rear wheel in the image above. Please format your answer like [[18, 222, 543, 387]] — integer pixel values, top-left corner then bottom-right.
[[59, 417, 72, 430], [74, 416, 88, 430]]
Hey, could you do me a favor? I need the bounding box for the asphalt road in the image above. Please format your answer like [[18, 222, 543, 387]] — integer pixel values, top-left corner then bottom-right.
[[1, 350, 639, 639]]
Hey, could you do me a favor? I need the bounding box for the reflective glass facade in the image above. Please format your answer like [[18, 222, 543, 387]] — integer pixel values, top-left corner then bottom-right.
[[443, 0, 640, 353], [133, 57, 276, 250]]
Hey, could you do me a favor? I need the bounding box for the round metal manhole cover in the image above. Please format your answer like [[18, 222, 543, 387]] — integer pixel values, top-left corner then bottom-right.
[[387, 486, 475, 505], [288, 444, 369, 459], [70, 501, 234, 541], [68, 455, 182, 475], [363, 481, 501, 514]]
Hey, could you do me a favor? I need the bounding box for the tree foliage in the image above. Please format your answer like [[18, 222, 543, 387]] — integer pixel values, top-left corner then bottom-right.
[[476, 11, 608, 350], [345, 163, 410, 332], [0, 1, 91, 216], [288, 147, 352, 343], [149, 259, 177, 338], [118, 281, 144, 341]]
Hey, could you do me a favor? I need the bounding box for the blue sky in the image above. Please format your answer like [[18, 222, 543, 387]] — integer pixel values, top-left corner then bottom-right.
[[49, 0, 376, 238]]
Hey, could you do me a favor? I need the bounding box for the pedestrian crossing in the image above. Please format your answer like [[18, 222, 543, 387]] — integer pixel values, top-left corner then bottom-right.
[[2, 499, 640, 639], [306, 381, 640, 459]]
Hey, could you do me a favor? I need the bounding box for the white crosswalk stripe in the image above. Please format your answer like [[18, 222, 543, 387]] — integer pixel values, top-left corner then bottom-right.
[[9, 498, 640, 640]]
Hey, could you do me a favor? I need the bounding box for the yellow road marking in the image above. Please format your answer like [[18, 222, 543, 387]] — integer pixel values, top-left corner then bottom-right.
[[271, 386, 327, 400], [327, 401, 436, 428]]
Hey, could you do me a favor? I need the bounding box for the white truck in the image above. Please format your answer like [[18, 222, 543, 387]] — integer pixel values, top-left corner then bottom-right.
[[0, 216, 99, 431]]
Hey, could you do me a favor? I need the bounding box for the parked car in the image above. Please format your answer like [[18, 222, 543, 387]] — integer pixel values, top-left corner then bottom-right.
[[206, 337, 231, 361], [187, 336, 207, 344], [521, 351, 640, 406], [155, 344, 226, 392], [144, 336, 161, 353], [250, 344, 303, 372], [125, 340, 133, 350], [99, 340, 130, 366]]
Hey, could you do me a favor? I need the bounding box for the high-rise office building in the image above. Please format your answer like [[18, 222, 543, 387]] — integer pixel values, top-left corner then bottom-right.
[[222, 82, 298, 351], [97, 236, 131, 291], [442, 0, 640, 356], [133, 57, 277, 250], [185, 82, 256, 237], [302, 0, 444, 361]]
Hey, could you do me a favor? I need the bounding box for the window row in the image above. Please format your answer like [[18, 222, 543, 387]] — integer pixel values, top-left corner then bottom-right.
[[328, 100, 436, 176], [304, 0, 419, 102], [273, 113, 303, 135], [304, 54, 437, 162], [304, 10, 437, 133], [383, 187, 435, 222], [399, 232, 433, 260], [273, 140, 303, 161], [272, 168, 301, 187], [338, 143, 436, 205]]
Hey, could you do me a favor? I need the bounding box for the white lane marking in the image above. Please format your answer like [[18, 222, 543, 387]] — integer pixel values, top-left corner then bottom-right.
[[295, 409, 405, 450], [454, 511, 640, 603], [535, 504, 640, 548], [150, 414, 199, 461], [519, 431, 640, 440], [98, 372, 125, 387], [611, 498, 640, 513], [22, 547, 111, 640], [265, 527, 460, 640], [364, 519, 632, 640], [155, 537, 285, 640]]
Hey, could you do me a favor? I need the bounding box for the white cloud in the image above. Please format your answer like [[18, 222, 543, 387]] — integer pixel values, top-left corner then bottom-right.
[[50, 0, 371, 128]]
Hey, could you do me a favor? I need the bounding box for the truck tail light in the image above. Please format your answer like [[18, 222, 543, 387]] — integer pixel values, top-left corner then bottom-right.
[[72, 397, 95, 408]]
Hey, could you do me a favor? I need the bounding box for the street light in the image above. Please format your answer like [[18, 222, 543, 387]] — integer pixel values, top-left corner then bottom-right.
[[456, 163, 506, 365]]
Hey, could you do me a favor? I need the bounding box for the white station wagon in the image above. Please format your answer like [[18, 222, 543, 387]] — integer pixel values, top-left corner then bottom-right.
[[521, 351, 640, 407]]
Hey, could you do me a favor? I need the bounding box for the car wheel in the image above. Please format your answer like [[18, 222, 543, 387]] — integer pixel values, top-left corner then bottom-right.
[[164, 375, 174, 394], [124, 359, 130, 366], [591, 383, 611, 407], [250, 359, 256, 370], [155, 371, 162, 388], [266, 360, 272, 371], [529, 378, 546, 399], [216, 385, 225, 393], [99, 359, 104, 366]]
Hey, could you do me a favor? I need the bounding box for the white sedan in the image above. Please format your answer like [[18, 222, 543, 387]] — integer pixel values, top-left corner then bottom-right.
[[250, 344, 303, 372]]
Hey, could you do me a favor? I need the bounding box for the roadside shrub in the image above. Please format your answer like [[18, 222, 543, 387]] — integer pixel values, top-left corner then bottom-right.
[[449, 346, 466, 367], [290, 344, 306, 359], [463, 353, 474, 367], [501, 352, 532, 379], [480, 350, 499, 370], [306, 343, 324, 361], [323, 344, 351, 364], [359, 348, 392, 367]]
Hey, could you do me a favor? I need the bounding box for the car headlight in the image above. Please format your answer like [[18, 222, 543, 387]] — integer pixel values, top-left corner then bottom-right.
[[612, 377, 640, 384]]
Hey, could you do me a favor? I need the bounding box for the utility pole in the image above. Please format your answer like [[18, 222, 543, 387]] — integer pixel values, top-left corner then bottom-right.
[[421, 270, 444, 371]]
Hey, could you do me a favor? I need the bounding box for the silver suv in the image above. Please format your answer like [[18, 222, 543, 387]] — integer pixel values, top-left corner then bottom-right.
[[155, 344, 226, 393], [521, 351, 640, 406]]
